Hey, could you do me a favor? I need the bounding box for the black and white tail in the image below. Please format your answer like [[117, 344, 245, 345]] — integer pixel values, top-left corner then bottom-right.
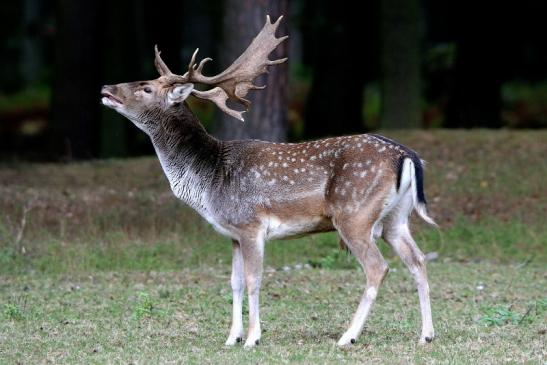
[[370, 133, 437, 227], [399, 155, 437, 226]]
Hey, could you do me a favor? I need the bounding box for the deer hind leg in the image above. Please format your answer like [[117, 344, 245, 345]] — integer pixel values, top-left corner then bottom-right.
[[383, 193, 434, 343], [335, 217, 389, 346], [384, 223, 434, 343], [239, 235, 265, 348], [225, 240, 245, 346]]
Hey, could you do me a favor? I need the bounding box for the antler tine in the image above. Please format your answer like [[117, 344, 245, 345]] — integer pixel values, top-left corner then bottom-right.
[[185, 48, 213, 75], [271, 14, 283, 27], [192, 87, 246, 121], [181, 15, 288, 121], [180, 48, 198, 79], [267, 14, 284, 28], [196, 57, 212, 73], [188, 48, 199, 70], [154, 45, 173, 76], [267, 58, 288, 65]]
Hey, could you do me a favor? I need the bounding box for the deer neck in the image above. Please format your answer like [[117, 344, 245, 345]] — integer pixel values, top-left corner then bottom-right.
[[147, 106, 222, 213]]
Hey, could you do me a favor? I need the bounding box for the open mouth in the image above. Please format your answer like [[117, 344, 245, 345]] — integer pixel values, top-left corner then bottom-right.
[[101, 91, 123, 106]]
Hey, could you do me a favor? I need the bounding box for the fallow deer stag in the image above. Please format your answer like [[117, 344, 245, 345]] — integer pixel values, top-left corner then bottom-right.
[[101, 15, 436, 348]]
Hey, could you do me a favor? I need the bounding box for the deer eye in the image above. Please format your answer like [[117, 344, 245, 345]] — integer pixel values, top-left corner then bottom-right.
[[143, 87, 152, 94]]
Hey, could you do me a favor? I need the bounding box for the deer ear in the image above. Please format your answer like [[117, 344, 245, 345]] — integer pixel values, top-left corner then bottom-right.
[[167, 83, 194, 105]]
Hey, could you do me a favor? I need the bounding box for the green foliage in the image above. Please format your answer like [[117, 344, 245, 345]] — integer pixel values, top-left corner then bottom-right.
[[478, 298, 547, 327], [0, 246, 18, 271], [132, 292, 165, 320], [0, 85, 50, 113], [362, 83, 381, 130], [501, 81, 547, 128], [537, 297, 547, 313], [307, 248, 356, 270], [158, 289, 170, 299], [423, 43, 457, 72], [2, 303, 23, 321], [478, 306, 524, 326], [132, 292, 154, 320]]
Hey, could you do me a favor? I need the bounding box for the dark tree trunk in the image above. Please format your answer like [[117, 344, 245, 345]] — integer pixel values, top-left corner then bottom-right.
[[445, 5, 503, 128], [51, 0, 102, 159], [302, 1, 375, 138], [21, 0, 44, 87], [0, 1, 24, 92], [214, 0, 288, 142], [380, 0, 422, 129]]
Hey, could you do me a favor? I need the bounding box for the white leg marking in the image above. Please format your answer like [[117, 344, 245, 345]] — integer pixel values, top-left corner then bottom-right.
[[388, 223, 435, 343], [337, 286, 378, 346], [226, 241, 245, 346], [335, 231, 387, 347], [415, 268, 434, 343], [242, 237, 264, 348]]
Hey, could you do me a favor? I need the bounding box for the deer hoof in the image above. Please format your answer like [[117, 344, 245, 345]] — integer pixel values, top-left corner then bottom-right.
[[419, 335, 434, 345], [225, 334, 243, 346], [244, 337, 260, 348], [337, 333, 357, 347]]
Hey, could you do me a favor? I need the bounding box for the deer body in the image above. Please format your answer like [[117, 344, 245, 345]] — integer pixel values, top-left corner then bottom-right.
[[148, 109, 412, 242], [101, 16, 435, 348]]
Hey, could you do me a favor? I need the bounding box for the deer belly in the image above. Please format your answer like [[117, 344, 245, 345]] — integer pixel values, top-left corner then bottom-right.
[[264, 216, 333, 240]]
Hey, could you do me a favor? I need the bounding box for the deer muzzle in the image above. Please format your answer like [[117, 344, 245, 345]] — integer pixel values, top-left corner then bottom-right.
[[101, 85, 124, 107]]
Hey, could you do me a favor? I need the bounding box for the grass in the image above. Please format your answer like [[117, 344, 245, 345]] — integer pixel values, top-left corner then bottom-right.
[[0, 263, 545, 363], [0, 130, 546, 363]]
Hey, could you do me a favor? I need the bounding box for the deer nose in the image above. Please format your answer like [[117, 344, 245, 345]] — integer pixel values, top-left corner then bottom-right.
[[101, 85, 117, 94]]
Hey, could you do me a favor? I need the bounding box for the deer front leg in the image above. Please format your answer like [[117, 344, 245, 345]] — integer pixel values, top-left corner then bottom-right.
[[240, 236, 265, 348], [225, 240, 245, 346]]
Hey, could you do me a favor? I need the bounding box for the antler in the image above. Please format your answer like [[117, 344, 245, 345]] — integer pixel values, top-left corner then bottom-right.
[[155, 15, 288, 121], [154, 45, 173, 76]]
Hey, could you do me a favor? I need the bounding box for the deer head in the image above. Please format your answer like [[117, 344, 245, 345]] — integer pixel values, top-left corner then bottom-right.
[[101, 15, 287, 132]]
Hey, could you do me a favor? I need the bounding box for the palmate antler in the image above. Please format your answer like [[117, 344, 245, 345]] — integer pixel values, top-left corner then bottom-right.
[[154, 15, 288, 121]]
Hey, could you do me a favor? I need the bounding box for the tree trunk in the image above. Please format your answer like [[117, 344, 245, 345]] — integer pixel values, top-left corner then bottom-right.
[[214, 0, 288, 142], [0, 2, 24, 92], [21, 0, 43, 87], [380, 0, 422, 128], [51, 0, 102, 159]]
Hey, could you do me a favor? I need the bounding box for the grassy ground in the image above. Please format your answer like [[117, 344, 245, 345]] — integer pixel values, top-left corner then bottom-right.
[[1, 263, 545, 363], [0, 130, 546, 363]]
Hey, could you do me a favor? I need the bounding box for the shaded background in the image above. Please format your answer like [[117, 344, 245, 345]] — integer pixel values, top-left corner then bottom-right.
[[0, 0, 546, 161]]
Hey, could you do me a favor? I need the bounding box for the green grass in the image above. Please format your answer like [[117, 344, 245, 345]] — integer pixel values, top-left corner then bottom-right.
[[0, 218, 545, 275], [0, 130, 546, 363], [0, 262, 545, 363]]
